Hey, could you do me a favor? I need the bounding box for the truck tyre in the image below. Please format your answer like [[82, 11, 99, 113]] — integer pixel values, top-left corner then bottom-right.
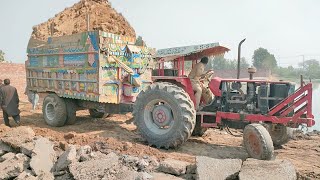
[[65, 99, 77, 125], [243, 123, 274, 160], [89, 109, 108, 118], [192, 117, 207, 136], [133, 82, 196, 148], [42, 94, 67, 127], [264, 124, 293, 146]]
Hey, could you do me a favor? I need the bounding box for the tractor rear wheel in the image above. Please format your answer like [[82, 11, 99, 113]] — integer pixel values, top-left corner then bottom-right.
[[89, 109, 109, 118], [42, 94, 67, 127], [133, 82, 196, 148], [243, 123, 274, 160], [264, 124, 293, 146]]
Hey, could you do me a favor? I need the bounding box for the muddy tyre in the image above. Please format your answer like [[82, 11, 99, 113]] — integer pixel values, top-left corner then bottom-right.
[[42, 94, 67, 127], [192, 117, 207, 136], [243, 123, 274, 160], [264, 124, 293, 146], [133, 82, 196, 148], [65, 99, 77, 125], [89, 109, 108, 118]]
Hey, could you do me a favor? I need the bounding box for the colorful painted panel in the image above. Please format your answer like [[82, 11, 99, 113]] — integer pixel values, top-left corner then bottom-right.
[[64, 54, 86, 66], [101, 68, 117, 81]]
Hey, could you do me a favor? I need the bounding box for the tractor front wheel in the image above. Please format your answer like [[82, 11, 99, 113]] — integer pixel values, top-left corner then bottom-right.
[[133, 82, 196, 148], [243, 123, 274, 160]]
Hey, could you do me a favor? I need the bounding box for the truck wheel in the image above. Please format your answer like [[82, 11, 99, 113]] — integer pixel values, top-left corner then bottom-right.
[[89, 109, 109, 118], [42, 94, 67, 127], [265, 124, 293, 146], [192, 117, 207, 136], [65, 99, 77, 125], [243, 123, 274, 160], [133, 82, 196, 148]]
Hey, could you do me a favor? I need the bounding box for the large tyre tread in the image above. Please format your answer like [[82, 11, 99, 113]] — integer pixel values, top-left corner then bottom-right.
[[133, 82, 196, 149], [42, 94, 67, 127], [65, 99, 77, 125]]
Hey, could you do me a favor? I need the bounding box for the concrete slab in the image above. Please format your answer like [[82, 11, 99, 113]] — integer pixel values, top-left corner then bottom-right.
[[239, 158, 296, 180], [196, 156, 242, 180]]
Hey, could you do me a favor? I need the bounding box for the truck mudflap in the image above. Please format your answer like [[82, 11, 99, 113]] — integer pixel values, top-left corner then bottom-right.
[[215, 83, 315, 128]]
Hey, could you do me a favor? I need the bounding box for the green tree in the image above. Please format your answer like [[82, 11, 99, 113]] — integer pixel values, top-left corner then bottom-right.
[[210, 56, 228, 70], [0, 50, 5, 62], [252, 48, 277, 70], [299, 59, 320, 79]]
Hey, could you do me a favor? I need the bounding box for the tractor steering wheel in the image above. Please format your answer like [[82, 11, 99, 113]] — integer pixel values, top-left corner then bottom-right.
[[200, 70, 214, 81]]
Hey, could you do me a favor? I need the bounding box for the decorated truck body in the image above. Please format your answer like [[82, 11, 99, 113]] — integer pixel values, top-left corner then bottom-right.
[[25, 31, 154, 126]]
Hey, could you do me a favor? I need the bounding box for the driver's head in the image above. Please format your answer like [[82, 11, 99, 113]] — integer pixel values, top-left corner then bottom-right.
[[200, 56, 209, 65]]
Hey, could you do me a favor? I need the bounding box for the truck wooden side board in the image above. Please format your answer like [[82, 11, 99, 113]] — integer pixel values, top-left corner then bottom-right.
[[25, 31, 154, 126]]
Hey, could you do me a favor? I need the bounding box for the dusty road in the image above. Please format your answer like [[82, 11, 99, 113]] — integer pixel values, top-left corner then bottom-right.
[[1, 102, 319, 179]]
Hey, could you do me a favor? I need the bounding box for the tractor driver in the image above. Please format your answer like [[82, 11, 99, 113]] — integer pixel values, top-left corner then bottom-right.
[[188, 56, 210, 111]]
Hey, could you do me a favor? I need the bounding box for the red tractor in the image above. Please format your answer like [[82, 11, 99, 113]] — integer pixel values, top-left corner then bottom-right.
[[133, 40, 316, 160]]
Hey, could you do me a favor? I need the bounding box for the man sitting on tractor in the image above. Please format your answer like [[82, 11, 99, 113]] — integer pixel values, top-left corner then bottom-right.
[[188, 56, 212, 110]]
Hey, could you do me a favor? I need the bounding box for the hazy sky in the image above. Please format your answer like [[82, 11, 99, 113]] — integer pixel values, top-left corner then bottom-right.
[[0, 0, 319, 67]]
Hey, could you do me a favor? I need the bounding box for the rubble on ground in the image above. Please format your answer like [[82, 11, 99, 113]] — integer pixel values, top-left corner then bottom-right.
[[0, 126, 301, 179], [31, 0, 136, 41]]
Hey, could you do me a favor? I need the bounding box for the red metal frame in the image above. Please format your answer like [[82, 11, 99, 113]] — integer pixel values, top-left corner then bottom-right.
[[200, 83, 315, 128], [154, 54, 316, 129]]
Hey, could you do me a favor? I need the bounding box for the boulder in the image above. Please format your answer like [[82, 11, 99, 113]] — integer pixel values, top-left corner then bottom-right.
[[37, 171, 55, 180], [239, 158, 296, 180], [196, 156, 242, 180], [0, 141, 14, 152], [158, 158, 190, 176], [55, 145, 77, 171], [20, 142, 35, 157], [69, 152, 120, 180], [15, 171, 37, 180], [30, 137, 56, 175], [0, 126, 35, 150], [77, 145, 92, 162], [0, 149, 5, 156], [0, 153, 30, 179], [0, 152, 15, 162]]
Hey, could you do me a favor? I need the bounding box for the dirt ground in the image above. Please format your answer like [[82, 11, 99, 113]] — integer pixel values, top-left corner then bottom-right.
[[0, 102, 319, 179]]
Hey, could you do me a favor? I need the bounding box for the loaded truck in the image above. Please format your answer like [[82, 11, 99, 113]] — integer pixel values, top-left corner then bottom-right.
[[133, 39, 316, 160], [25, 31, 154, 126]]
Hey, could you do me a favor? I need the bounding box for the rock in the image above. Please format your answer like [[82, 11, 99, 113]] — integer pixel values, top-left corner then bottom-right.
[[151, 172, 184, 180], [69, 152, 120, 180], [15, 171, 37, 180], [0, 153, 30, 179], [77, 145, 92, 161], [37, 171, 55, 180], [239, 158, 296, 180], [158, 158, 190, 176], [30, 137, 56, 175], [0, 126, 35, 150], [59, 141, 68, 151], [0, 141, 14, 152], [0, 152, 15, 162], [137, 159, 149, 171], [54, 172, 73, 180], [196, 156, 242, 180], [64, 132, 76, 140], [186, 164, 196, 174], [55, 145, 77, 171], [123, 142, 133, 150], [0, 149, 5, 156], [20, 142, 35, 157]]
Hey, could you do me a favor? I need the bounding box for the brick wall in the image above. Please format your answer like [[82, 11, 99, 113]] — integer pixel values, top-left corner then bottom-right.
[[0, 63, 27, 101]]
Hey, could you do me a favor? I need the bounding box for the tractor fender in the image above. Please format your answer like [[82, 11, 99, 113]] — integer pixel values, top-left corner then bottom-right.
[[152, 76, 196, 105]]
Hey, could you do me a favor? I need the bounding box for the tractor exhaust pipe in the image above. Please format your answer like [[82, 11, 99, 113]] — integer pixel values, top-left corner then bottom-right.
[[237, 38, 246, 79]]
